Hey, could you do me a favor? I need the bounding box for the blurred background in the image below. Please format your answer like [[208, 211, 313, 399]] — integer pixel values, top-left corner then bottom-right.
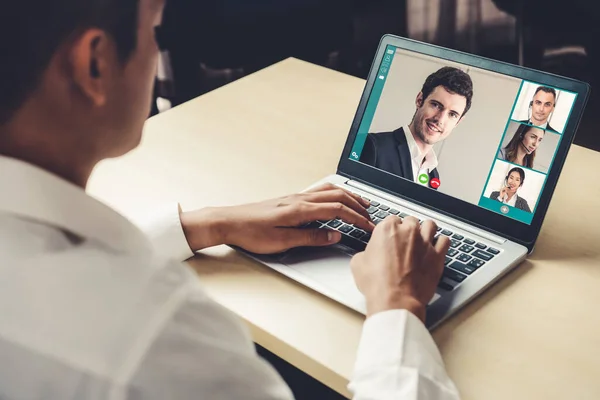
[[152, 0, 599, 148]]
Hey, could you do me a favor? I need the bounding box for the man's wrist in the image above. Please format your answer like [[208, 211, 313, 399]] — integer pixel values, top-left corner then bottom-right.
[[180, 207, 230, 251]]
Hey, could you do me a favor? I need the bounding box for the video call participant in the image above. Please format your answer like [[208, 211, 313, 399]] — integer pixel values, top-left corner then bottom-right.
[[497, 124, 545, 169], [359, 66, 474, 190], [490, 167, 532, 212], [520, 86, 557, 132]]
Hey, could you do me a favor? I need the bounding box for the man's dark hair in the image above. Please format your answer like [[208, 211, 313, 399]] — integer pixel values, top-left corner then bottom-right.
[[534, 86, 557, 102], [0, 0, 140, 124], [420, 66, 474, 117]]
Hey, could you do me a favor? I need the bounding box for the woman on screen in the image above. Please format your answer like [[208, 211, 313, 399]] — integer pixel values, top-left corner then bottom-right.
[[490, 167, 532, 212], [497, 125, 545, 169]]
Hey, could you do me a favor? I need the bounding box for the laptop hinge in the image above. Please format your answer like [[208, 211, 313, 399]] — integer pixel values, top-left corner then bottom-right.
[[345, 179, 507, 245]]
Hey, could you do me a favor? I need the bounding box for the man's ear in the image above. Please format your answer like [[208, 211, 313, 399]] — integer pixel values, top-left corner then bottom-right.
[[415, 92, 424, 108], [68, 29, 115, 107]]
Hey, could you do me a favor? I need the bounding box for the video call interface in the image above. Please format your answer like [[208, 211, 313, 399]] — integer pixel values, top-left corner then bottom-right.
[[349, 45, 578, 224]]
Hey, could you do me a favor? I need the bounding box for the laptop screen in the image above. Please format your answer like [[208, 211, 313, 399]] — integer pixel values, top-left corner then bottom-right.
[[348, 45, 577, 225]]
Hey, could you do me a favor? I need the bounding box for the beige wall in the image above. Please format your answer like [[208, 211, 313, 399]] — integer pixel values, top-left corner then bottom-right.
[[369, 48, 522, 204]]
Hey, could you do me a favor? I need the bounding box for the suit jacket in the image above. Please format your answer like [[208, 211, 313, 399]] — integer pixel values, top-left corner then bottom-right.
[[519, 119, 557, 133], [490, 191, 532, 213], [359, 127, 440, 189]]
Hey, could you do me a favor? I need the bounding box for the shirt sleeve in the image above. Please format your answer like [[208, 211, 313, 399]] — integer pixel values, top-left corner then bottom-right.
[[349, 309, 460, 400], [138, 203, 195, 262]]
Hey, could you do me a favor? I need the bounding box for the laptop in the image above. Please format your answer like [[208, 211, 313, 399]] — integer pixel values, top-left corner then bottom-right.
[[240, 35, 590, 329]]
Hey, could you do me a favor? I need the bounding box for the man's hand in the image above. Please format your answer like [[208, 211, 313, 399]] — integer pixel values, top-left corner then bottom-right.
[[180, 183, 374, 254], [350, 216, 450, 322]]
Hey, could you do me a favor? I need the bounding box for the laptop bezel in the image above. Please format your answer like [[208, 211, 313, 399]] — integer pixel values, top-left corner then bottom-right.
[[337, 34, 590, 249]]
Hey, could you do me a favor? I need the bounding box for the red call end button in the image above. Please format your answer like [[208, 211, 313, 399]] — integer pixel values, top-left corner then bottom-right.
[[430, 178, 441, 189]]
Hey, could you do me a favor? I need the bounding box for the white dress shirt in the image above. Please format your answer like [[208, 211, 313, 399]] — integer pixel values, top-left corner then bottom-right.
[[0, 155, 459, 399], [497, 191, 518, 207], [403, 125, 439, 185]]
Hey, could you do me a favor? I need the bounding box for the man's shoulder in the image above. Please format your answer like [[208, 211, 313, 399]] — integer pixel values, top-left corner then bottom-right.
[[368, 128, 404, 146], [0, 228, 208, 380]]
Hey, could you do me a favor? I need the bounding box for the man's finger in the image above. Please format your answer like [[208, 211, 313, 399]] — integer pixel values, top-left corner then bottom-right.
[[420, 220, 437, 243], [305, 183, 337, 193], [305, 184, 370, 208], [303, 189, 371, 219], [434, 234, 451, 255], [401, 216, 421, 230], [277, 228, 342, 249], [302, 202, 375, 232]]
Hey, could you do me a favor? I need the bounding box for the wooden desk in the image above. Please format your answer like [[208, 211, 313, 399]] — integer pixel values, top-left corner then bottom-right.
[[88, 58, 600, 399]]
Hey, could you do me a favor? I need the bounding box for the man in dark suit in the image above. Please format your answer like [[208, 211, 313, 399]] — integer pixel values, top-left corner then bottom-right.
[[519, 86, 557, 132], [360, 66, 474, 190]]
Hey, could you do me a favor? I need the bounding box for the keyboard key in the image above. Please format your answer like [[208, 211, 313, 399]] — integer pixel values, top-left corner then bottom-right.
[[475, 242, 487, 250], [374, 210, 389, 219], [361, 233, 372, 243], [349, 229, 365, 239], [378, 204, 390, 211], [457, 253, 472, 263], [444, 256, 452, 265], [399, 212, 410, 218], [373, 218, 383, 225], [436, 227, 442, 232], [449, 261, 477, 275], [458, 244, 474, 253], [366, 206, 378, 214], [389, 208, 400, 215], [464, 238, 475, 245], [339, 224, 353, 234], [472, 249, 493, 261], [438, 280, 455, 291], [441, 229, 453, 236], [487, 247, 500, 255], [450, 239, 461, 248], [361, 196, 370, 202], [339, 234, 366, 252], [370, 200, 380, 207], [452, 234, 464, 240], [443, 267, 467, 282], [468, 258, 485, 269], [447, 248, 459, 257], [327, 220, 342, 229]]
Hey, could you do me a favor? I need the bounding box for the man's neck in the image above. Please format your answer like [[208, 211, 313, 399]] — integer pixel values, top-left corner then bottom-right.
[[0, 124, 94, 188], [531, 117, 547, 126], [407, 122, 432, 156]]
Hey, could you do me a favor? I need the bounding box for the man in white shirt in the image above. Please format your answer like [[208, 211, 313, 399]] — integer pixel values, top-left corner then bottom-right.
[[0, 0, 459, 399], [359, 67, 473, 190]]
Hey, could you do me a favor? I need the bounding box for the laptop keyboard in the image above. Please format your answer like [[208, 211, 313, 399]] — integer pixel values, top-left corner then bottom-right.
[[310, 194, 502, 292]]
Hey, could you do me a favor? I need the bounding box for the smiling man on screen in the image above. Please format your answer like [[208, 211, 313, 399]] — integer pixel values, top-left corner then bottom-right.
[[360, 67, 474, 190]]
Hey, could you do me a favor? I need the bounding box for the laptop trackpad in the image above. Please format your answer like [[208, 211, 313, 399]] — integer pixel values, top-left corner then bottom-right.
[[278, 246, 363, 300]]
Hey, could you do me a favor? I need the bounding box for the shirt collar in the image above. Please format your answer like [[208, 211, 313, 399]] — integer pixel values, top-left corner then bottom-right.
[[530, 120, 548, 129], [0, 155, 152, 254], [403, 125, 438, 171]]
